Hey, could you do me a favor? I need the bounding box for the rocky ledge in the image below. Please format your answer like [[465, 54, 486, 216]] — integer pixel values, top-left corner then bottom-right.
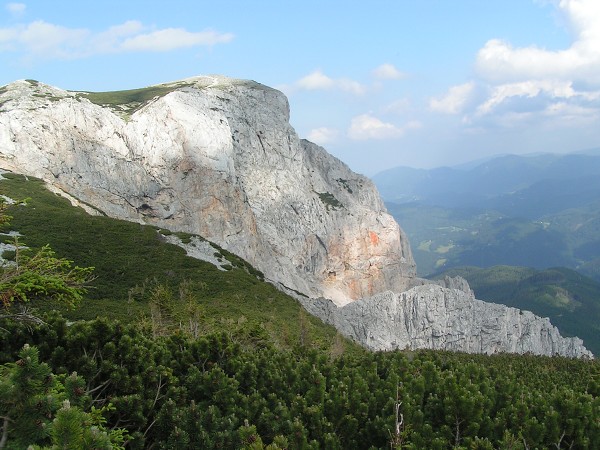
[[300, 282, 592, 358]]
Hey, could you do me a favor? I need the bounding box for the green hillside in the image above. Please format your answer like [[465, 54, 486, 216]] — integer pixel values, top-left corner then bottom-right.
[[0, 172, 353, 354], [77, 81, 194, 118], [386, 202, 581, 277], [432, 265, 600, 355]]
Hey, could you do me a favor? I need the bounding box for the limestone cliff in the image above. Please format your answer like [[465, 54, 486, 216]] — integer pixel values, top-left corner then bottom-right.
[[0, 77, 592, 357], [0, 77, 415, 305]]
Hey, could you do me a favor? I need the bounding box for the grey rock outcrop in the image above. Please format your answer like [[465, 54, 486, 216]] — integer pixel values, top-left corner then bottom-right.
[[300, 285, 593, 358], [0, 76, 593, 357]]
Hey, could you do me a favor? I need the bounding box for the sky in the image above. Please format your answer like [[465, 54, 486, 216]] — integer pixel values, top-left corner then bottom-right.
[[1, 0, 600, 176]]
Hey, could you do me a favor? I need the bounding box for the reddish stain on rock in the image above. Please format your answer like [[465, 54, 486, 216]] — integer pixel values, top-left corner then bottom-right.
[[369, 231, 379, 246]]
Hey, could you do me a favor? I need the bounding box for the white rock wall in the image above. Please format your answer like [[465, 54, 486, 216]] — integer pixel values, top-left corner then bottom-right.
[[0, 77, 415, 305], [0, 77, 592, 357], [300, 285, 593, 358]]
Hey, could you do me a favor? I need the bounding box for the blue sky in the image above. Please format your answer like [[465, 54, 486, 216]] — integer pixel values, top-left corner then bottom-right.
[[2, 1, 600, 175]]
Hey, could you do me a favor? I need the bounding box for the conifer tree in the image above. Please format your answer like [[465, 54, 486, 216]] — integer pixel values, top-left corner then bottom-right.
[[0, 344, 126, 449], [0, 344, 56, 448], [0, 197, 94, 326]]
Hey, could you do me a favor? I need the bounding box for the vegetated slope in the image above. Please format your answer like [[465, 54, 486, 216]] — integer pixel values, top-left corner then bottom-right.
[[1, 315, 598, 449], [2, 176, 597, 448], [77, 80, 194, 118], [432, 265, 600, 356], [0, 172, 352, 353]]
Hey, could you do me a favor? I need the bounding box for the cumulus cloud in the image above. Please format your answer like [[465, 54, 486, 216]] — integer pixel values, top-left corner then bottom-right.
[[0, 19, 233, 61], [307, 127, 340, 145], [287, 64, 406, 96], [292, 69, 366, 95], [475, 0, 600, 85], [429, 82, 476, 114], [6, 2, 26, 16], [449, 0, 600, 128], [89, 20, 145, 53], [541, 101, 600, 126], [5, 21, 90, 59], [477, 80, 577, 115], [348, 114, 421, 140], [383, 98, 411, 115], [296, 70, 334, 90], [372, 63, 406, 80]]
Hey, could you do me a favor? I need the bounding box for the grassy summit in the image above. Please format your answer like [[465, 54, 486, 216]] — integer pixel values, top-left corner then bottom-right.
[[75, 81, 194, 117]]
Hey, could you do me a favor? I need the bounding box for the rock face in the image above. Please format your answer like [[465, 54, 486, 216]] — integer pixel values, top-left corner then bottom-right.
[[0, 77, 593, 357], [300, 283, 593, 358], [0, 77, 415, 305]]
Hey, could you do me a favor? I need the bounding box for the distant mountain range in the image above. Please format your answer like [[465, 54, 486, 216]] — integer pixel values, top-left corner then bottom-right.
[[374, 150, 600, 209], [374, 151, 600, 281]]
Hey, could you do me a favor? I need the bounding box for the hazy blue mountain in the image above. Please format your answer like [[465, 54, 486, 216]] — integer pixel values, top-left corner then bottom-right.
[[376, 151, 600, 281], [374, 152, 600, 210]]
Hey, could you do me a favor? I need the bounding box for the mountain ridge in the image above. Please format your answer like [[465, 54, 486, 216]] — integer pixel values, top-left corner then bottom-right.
[[0, 76, 592, 357], [373, 152, 600, 207]]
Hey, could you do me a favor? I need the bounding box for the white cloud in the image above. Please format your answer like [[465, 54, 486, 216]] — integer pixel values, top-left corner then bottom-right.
[[291, 65, 405, 96], [476, 79, 576, 116], [0, 26, 18, 50], [297, 70, 334, 90], [120, 28, 233, 52], [293, 69, 366, 95], [348, 114, 421, 140], [450, 0, 600, 129], [0, 19, 234, 61], [14, 21, 90, 59], [372, 63, 405, 80], [429, 82, 476, 114], [307, 127, 340, 145], [543, 102, 596, 117], [475, 0, 600, 84], [337, 78, 366, 95], [472, 79, 600, 129], [383, 98, 411, 114], [91, 20, 144, 53], [541, 101, 600, 126]]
